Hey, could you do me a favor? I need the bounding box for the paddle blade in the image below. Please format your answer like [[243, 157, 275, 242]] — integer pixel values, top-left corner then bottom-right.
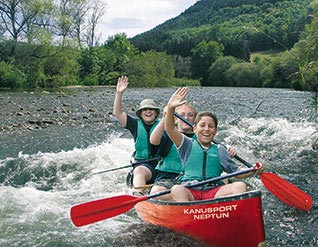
[[70, 195, 146, 227], [259, 172, 312, 211]]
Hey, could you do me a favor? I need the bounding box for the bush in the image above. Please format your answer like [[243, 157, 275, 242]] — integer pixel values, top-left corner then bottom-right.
[[0, 62, 25, 88], [82, 75, 99, 86]]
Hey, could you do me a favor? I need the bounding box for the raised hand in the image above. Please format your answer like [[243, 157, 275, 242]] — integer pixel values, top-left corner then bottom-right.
[[167, 87, 189, 109], [116, 76, 129, 94]]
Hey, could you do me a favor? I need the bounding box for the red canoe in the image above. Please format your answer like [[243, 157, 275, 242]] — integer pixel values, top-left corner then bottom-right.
[[135, 190, 266, 247]]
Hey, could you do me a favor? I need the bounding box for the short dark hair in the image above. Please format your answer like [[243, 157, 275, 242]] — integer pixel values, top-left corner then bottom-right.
[[194, 111, 218, 128]]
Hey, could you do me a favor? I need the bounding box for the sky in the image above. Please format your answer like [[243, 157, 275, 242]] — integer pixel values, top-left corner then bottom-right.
[[99, 0, 199, 42]]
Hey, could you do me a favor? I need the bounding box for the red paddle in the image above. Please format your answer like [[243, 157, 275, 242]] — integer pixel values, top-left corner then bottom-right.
[[70, 168, 255, 227], [229, 153, 312, 211], [70, 195, 146, 227], [174, 112, 313, 211], [257, 172, 312, 211]]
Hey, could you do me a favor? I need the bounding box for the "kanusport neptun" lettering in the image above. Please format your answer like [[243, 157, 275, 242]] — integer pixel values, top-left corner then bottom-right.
[[183, 205, 238, 220]]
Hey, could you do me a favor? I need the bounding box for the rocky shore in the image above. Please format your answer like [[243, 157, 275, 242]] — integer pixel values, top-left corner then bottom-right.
[[1, 86, 317, 151], [0, 87, 117, 133]]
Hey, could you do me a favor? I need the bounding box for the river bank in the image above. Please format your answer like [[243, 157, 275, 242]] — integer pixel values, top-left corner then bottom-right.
[[1, 86, 317, 151], [0, 87, 117, 133]]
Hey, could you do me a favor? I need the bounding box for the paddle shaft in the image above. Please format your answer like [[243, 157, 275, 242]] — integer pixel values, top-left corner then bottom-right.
[[92, 157, 161, 175], [148, 167, 255, 199]]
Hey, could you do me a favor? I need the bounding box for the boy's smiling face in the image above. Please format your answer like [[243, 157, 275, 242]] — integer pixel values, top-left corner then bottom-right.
[[194, 116, 217, 147]]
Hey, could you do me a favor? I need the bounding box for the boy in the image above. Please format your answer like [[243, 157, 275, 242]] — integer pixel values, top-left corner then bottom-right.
[[164, 87, 264, 202]]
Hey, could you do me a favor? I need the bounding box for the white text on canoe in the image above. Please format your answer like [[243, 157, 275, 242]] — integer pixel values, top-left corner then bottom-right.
[[183, 205, 238, 220]]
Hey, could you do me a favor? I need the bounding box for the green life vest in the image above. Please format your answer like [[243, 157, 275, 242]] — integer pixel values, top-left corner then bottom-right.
[[134, 119, 159, 159], [180, 141, 222, 181], [156, 144, 182, 173], [156, 134, 197, 174]]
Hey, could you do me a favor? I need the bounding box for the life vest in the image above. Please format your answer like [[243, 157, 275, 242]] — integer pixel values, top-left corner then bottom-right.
[[156, 143, 182, 173], [134, 119, 159, 159], [156, 133, 197, 174], [179, 140, 222, 181]]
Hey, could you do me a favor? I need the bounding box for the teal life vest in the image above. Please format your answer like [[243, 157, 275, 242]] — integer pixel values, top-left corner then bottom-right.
[[134, 119, 159, 159], [179, 140, 222, 182], [156, 133, 197, 174], [156, 143, 182, 173]]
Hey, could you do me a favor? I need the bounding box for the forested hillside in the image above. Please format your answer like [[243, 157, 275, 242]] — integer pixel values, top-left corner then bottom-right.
[[131, 0, 312, 59]]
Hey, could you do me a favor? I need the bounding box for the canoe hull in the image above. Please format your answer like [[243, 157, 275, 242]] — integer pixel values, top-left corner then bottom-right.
[[135, 190, 266, 247]]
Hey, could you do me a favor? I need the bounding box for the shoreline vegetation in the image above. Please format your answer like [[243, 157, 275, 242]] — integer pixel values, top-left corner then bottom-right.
[[1, 0, 317, 92]]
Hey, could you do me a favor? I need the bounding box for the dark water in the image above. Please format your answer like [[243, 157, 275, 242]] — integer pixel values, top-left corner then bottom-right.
[[0, 87, 317, 246]]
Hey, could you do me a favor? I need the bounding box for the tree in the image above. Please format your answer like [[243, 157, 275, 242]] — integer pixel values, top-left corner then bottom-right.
[[207, 56, 239, 86], [104, 33, 138, 72], [285, 1, 318, 91], [0, 0, 53, 54], [191, 40, 224, 85], [122, 50, 174, 87], [226, 62, 261, 87], [84, 0, 106, 47], [69, 0, 89, 48], [55, 0, 74, 46], [172, 54, 192, 79], [0, 61, 25, 88]]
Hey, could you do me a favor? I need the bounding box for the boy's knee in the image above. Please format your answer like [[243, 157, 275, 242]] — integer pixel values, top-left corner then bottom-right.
[[236, 181, 247, 192], [171, 184, 183, 194]]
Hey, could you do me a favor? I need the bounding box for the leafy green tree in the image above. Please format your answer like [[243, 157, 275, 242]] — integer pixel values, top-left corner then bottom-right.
[[207, 56, 239, 86], [253, 56, 275, 87], [172, 55, 192, 79], [284, 1, 318, 91], [104, 34, 138, 71], [226, 62, 261, 87], [122, 50, 174, 87], [270, 56, 293, 88], [43, 47, 79, 87], [0, 0, 53, 54], [191, 40, 223, 85], [78, 34, 137, 85]]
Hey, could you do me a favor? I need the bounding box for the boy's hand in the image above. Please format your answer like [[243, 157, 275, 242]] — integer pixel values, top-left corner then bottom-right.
[[167, 87, 189, 110], [226, 146, 237, 157], [253, 162, 265, 174]]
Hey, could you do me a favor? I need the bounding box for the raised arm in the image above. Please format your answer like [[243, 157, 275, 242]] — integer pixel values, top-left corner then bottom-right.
[[113, 76, 128, 127], [149, 118, 164, 145], [164, 87, 189, 147]]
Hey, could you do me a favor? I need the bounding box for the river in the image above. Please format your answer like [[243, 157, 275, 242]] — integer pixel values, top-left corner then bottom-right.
[[0, 86, 317, 246]]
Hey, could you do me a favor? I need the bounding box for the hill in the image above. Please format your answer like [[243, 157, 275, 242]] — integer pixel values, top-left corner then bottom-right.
[[130, 0, 313, 60]]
